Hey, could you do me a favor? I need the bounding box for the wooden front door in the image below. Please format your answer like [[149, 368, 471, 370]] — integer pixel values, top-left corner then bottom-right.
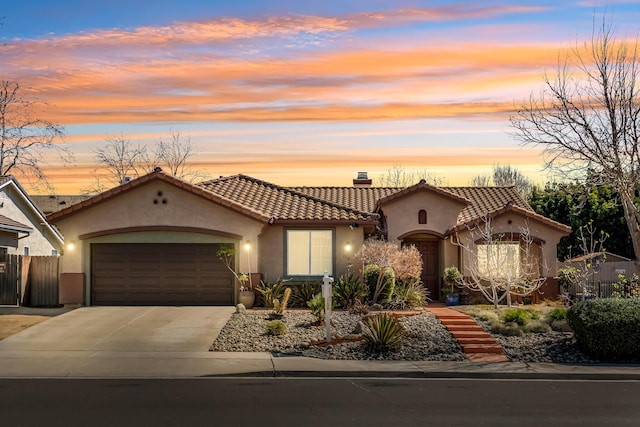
[[404, 240, 439, 299]]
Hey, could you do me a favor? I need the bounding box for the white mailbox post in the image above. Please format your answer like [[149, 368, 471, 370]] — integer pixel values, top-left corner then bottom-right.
[[322, 271, 334, 344]]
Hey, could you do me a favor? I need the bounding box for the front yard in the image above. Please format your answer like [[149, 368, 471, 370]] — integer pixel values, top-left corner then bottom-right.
[[210, 304, 602, 363], [0, 315, 50, 340]]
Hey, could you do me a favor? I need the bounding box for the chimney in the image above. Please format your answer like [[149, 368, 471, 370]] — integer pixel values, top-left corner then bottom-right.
[[353, 171, 372, 188]]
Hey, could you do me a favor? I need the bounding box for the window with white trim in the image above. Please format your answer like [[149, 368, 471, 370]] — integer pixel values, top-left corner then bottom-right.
[[286, 229, 333, 276], [477, 242, 520, 278]]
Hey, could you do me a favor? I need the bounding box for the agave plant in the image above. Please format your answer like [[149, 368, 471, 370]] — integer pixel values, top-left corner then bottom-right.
[[362, 313, 403, 353]]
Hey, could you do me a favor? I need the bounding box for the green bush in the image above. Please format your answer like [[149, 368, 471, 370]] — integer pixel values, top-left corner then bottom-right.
[[501, 308, 533, 326], [290, 282, 320, 307], [363, 264, 395, 304], [546, 307, 568, 322], [265, 320, 287, 336], [568, 299, 640, 361], [362, 314, 403, 353], [333, 273, 368, 308], [307, 293, 326, 322]]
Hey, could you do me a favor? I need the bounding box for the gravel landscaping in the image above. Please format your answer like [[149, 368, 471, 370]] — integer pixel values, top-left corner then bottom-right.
[[211, 308, 599, 363]]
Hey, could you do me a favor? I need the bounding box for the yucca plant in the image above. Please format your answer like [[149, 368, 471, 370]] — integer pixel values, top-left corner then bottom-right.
[[333, 273, 368, 308], [362, 314, 404, 353]]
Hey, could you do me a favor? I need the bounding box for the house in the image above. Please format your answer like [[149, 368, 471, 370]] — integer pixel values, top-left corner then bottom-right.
[[0, 176, 64, 256], [44, 169, 570, 306]]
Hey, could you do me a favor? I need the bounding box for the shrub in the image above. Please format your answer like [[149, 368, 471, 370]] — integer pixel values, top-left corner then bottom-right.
[[265, 320, 286, 336], [524, 319, 551, 334], [568, 298, 640, 361], [550, 319, 573, 332], [546, 307, 568, 322], [476, 310, 500, 324], [363, 264, 395, 304], [291, 282, 320, 307], [442, 266, 462, 295], [490, 321, 523, 337], [387, 277, 428, 309], [307, 293, 326, 322], [362, 314, 403, 353], [333, 273, 368, 308], [348, 299, 370, 315], [501, 308, 533, 326], [256, 279, 287, 307]]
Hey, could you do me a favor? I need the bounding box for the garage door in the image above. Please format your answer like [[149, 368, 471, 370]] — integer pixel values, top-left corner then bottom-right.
[[91, 243, 234, 305]]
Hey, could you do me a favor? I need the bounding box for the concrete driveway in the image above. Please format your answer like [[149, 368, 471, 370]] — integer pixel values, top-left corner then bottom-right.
[[0, 306, 235, 352]]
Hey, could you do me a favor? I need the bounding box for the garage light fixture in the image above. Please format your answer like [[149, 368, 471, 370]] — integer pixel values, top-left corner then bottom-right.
[[66, 241, 76, 251], [344, 242, 352, 253]]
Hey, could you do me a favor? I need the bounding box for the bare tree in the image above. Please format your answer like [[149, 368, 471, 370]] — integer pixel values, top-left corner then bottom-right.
[[455, 217, 548, 308], [469, 174, 492, 187], [468, 164, 533, 197], [0, 80, 70, 190], [88, 135, 153, 192], [88, 131, 204, 193], [375, 165, 447, 187], [561, 221, 607, 300], [155, 131, 197, 180], [511, 17, 640, 262]]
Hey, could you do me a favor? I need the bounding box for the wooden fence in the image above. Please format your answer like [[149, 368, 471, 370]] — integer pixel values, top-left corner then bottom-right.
[[0, 255, 21, 305], [22, 256, 60, 307], [0, 255, 60, 307]]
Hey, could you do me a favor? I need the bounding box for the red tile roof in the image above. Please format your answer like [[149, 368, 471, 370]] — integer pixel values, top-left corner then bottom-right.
[[44, 170, 569, 234], [199, 175, 378, 225], [291, 184, 543, 229]]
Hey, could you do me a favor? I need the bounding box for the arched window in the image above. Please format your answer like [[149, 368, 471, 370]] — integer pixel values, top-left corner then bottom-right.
[[418, 209, 427, 224]]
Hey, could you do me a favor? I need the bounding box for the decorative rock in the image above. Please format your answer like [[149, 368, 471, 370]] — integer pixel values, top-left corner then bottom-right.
[[235, 303, 246, 313]]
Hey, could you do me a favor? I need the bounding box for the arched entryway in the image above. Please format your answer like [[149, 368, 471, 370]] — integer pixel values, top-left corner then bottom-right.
[[402, 238, 440, 299]]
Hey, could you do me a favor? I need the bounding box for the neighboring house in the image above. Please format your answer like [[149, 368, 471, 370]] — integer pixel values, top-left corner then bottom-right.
[[563, 252, 637, 297], [0, 176, 64, 256], [44, 169, 570, 306]]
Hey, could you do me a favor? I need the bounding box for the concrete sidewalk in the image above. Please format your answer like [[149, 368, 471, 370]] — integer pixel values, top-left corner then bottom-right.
[[1, 349, 640, 380]]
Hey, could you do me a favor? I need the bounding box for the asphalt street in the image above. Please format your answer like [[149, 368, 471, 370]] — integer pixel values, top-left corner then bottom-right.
[[1, 378, 638, 427]]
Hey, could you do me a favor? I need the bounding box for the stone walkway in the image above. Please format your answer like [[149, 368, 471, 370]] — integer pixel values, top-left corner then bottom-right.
[[428, 306, 509, 363]]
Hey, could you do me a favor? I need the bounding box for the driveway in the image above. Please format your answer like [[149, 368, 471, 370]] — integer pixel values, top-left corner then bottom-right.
[[0, 306, 235, 352]]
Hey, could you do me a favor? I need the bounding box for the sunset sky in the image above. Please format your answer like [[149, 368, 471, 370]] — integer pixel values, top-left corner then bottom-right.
[[2, 1, 640, 193]]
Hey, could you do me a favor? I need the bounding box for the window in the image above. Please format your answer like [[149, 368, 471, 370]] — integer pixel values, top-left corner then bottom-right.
[[286, 229, 333, 276], [477, 242, 520, 278], [24, 247, 29, 256], [418, 209, 427, 224]]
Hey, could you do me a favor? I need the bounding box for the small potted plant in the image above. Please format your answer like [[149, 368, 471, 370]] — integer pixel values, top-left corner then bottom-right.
[[443, 266, 462, 306], [217, 244, 255, 308]]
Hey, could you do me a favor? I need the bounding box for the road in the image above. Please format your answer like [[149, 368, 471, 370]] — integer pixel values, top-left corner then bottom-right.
[[1, 378, 638, 426]]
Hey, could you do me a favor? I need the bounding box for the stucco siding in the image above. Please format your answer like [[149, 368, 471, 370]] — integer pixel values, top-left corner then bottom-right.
[[258, 225, 365, 282], [382, 190, 466, 242], [455, 212, 565, 278], [54, 181, 264, 276]]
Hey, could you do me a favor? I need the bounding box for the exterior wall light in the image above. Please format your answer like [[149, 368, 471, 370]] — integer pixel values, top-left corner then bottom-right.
[[66, 241, 76, 251], [345, 242, 352, 253]]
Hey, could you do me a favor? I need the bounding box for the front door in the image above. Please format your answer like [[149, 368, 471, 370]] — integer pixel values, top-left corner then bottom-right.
[[404, 240, 439, 299]]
